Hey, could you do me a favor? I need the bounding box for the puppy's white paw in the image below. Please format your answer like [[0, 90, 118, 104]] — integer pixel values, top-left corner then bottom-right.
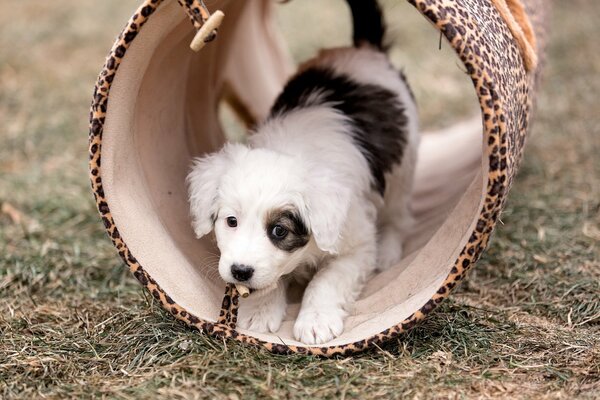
[[237, 298, 286, 333], [293, 308, 345, 345]]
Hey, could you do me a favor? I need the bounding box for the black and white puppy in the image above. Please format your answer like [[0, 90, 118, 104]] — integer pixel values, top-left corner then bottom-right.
[[188, 0, 418, 344]]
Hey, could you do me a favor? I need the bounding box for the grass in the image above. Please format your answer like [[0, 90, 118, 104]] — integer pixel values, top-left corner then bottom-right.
[[1, 0, 598, 398]]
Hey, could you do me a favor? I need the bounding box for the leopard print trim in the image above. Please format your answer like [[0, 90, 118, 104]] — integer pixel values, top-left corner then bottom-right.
[[89, 0, 547, 356], [176, 0, 212, 29]]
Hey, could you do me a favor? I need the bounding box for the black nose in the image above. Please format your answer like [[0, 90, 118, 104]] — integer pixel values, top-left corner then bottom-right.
[[231, 264, 254, 282]]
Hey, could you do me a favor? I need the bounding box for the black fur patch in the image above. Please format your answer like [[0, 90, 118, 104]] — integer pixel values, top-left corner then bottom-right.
[[270, 67, 409, 195], [265, 209, 309, 252]]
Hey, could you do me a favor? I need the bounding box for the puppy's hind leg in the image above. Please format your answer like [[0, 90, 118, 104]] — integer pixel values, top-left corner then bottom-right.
[[377, 220, 411, 271], [377, 146, 418, 271]]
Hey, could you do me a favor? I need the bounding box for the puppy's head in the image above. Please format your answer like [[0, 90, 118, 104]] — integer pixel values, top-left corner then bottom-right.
[[187, 143, 351, 291]]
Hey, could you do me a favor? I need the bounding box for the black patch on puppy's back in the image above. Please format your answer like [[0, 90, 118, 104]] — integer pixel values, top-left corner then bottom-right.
[[271, 67, 409, 195]]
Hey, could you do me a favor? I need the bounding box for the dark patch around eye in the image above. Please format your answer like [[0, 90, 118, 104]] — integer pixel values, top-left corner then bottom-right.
[[265, 209, 309, 252]]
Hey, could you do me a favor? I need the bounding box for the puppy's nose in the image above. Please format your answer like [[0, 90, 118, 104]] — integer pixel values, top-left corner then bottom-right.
[[231, 264, 254, 282]]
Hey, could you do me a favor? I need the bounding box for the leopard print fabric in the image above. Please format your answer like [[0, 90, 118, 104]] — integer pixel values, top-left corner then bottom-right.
[[89, 0, 547, 356]]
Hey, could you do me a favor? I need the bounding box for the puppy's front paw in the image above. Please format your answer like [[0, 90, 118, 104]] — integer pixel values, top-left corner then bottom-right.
[[237, 298, 286, 333], [293, 308, 345, 345]]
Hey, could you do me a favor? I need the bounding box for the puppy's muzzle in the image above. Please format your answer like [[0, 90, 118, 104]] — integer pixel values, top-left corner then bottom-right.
[[231, 264, 254, 282]]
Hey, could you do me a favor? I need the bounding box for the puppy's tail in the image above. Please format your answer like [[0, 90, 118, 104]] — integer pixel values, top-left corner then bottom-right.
[[346, 0, 386, 51]]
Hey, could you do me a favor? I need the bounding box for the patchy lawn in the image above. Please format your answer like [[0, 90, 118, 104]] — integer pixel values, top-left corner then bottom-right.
[[1, 0, 598, 398]]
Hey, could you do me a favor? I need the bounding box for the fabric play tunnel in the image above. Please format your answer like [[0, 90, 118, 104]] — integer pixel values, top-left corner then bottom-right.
[[89, 0, 547, 356]]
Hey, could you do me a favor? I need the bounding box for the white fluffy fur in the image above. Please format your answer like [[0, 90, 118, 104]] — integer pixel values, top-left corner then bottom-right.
[[187, 46, 419, 344]]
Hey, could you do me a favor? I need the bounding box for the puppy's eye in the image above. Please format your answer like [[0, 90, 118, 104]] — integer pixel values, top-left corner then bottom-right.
[[226, 216, 238, 228], [271, 225, 288, 239]]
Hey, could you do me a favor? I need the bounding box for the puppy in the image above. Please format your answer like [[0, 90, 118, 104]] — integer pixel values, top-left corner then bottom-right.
[[187, 0, 419, 344]]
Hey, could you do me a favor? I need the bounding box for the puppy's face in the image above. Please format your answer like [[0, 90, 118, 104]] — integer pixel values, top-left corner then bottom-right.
[[214, 204, 310, 290], [187, 143, 351, 291]]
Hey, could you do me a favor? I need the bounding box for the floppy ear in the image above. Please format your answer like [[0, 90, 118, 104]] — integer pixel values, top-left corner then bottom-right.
[[186, 143, 247, 238], [303, 171, 352, 254]]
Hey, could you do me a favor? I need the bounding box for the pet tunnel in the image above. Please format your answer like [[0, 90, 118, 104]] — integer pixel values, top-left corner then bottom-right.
[[89, 0, 547, 356]]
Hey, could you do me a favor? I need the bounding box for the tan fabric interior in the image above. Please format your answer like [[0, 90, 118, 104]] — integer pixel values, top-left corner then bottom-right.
[[102, 0, 486, 347]]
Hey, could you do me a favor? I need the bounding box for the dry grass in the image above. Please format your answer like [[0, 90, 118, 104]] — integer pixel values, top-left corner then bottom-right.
[[1, 0, 599, 398]]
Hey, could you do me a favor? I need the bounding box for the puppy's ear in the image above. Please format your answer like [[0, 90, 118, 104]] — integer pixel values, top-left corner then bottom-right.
[[187, 143, 247, 238], [303, 172, 352, 254]]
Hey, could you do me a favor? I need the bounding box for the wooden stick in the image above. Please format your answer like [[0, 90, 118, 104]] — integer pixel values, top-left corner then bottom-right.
[[189, 10, 225, 52], [235, 284, 250, 298]]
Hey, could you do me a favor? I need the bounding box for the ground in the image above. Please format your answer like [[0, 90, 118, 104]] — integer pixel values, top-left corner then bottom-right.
[[0, 0, 598, 399]]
